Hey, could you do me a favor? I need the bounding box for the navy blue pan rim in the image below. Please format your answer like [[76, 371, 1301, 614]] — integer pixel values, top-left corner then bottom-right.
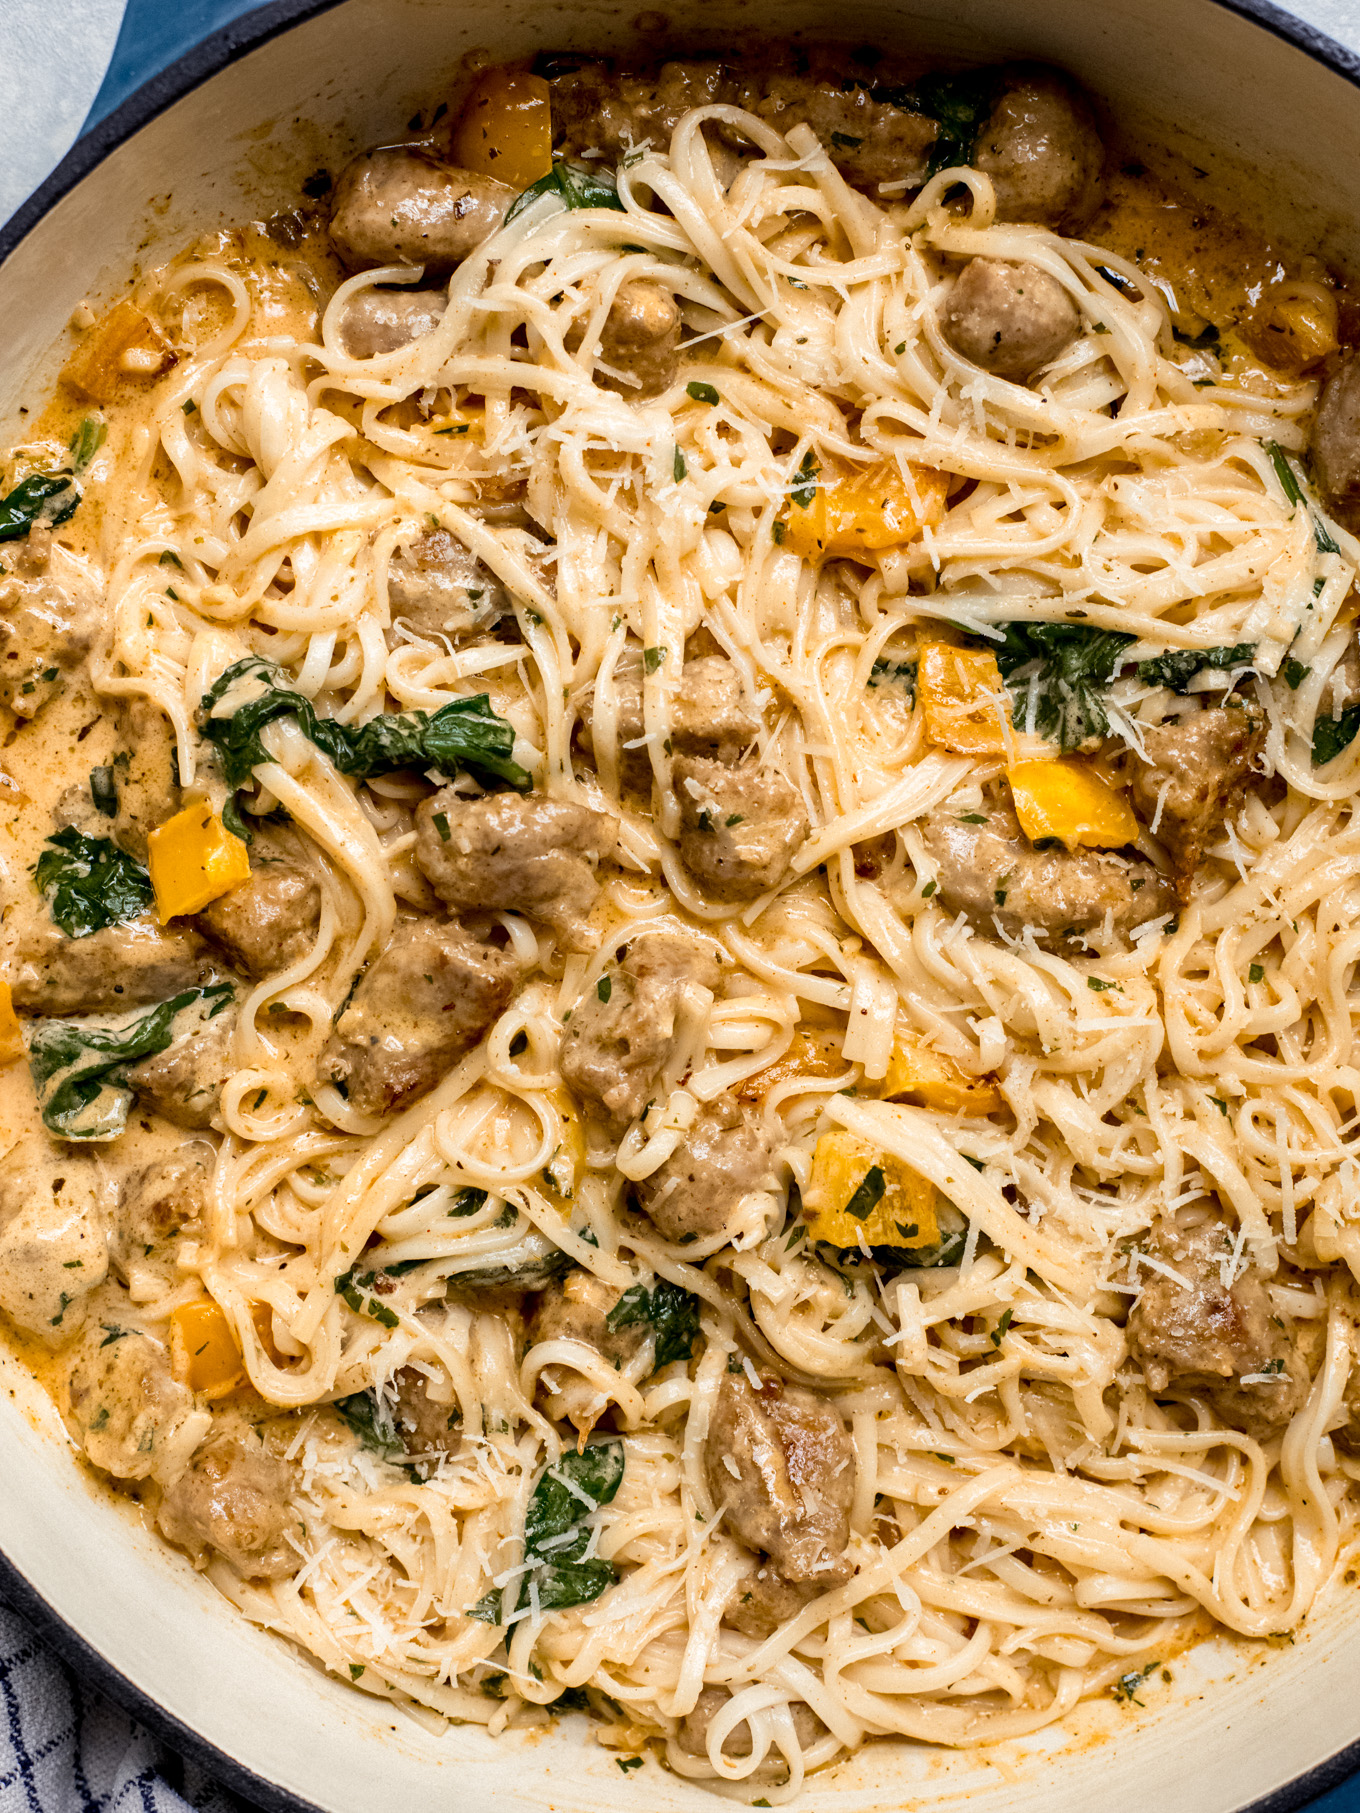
[[0, 0, 1358, 1805]]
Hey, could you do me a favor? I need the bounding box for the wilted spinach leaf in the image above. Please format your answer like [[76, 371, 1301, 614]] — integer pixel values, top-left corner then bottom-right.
[[33, 827, 153, 938], [200, 657, 530, 794], [605, 1278, 701, 1370], [505, 159, 625, 226], [1314, 704, 1360, 766], [334, 1389, 403, 1458], [875, 68, 1002, 179], [0, 472, 79, 542], [475, 1440, 625, 1623], [1135, 642, 1255, 694], [29, 982, 234, 1141], [973, 621, 1136, 748]]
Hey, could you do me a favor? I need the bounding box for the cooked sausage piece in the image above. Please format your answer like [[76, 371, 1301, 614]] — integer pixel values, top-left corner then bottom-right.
[[329, 149, 514, 276], [66, 1326, 206, 1483], [1128, 705, 1264, 902], [126, 998, 236, 1130], [1126, 1216, 1310, 1436], [387, 527, 509, 637], [157, 1434, 297, 1578], [107, 695, 181, 860], [974, 64, 1104, 231], [1310, 355, 1360, 531], [390, 1364, 462, 1473], [194, 842, 321, 978], [942, 258, 1082, 381], [10, 919, 211, 1015], [677, 1686, 824, 1757], [561, 931, 721, 1131], [597, 281, 680, 397], [673, 757, 807, 901], [526, 1269, 650, 1430], [322, 917, 514, 1117], [414, 790, 618, 952], [549, 59, 731, 159], [0, 539, 101, 722], [0, 1145, 106, 1344], [581, 654, 758, 791], [705, 1373, 854, 1585], [921, 802, 1173, 949], [634, 1093, 774, 1241], [732, 70, 937, 190], [111, 1147, 210, 1279], [340, 287, 446, 357]]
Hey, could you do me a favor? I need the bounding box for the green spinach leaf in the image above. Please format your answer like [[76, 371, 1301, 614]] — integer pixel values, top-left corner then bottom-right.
[[1135, 642, 1255, 694], [334, 1389, 403, 1458], [28, 983, 234, 1141], [200, 657, 531, 795], [876, 69, 1001, 179], [605, 1278, 701, 1370], [505, 159, 625, 226], [0, 472, 79, 542], [33, 827, 153, 938], [475, 1441, 625, 1622], [1314, 704, 1360, 766], [975, 621, 1136, 749]]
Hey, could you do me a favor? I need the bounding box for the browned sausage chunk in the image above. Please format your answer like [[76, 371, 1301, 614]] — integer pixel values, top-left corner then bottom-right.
[[126, 997, 236, 1130], [112, 1147, 210, 1277], [549, 59, 731, 160], [157, 1434, 298, 1578], [1126, 1217, 1310, 1436], [706, 1373, 854, 1587], [387, 527, 509, 637], [0, 539, 100, 722], [974, 65, 1103, 231], [321, 918, 514, 1117], [677, 1686, 824, 1756], [195, 845, 321, 979], [921, 802, 1173, 949], [107, 695, 181, 860], [414, 790, 617, 952], [673, 757, 807, 901], [942, 258, 1082, 381], [526, 1269, 651, 1430], [581, 654, 758, 791], [1128, 705, 1264, 902], [732, 71, 937, 190], [561, 932, 721, 1131], [391, 1364, 462, 1474], [1311, 355, 1360, 532], [340, 288, 446, 357], [11, 919, 212, 1015], [634, 1093, 774, 1241], [596, 282, 680, 397], [329, 149, 513, 276]]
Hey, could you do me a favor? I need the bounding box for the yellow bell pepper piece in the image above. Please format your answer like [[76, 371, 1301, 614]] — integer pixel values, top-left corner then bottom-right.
[[740, 1028, 846, 1101], [918, 642, 1011, 755], [147, 802, 251, 923], [882, 1031, 1003, 1115], [1009, 759, 1137, 850], [780, 459, 948, 562], [63, 299, 177, 403], [804, 1132, 940, 1253], [449, 68, 553, 192], [0, 981, 25, 1067], [171, 1297, 244, 1397], [540, 1088, 585, 1211]]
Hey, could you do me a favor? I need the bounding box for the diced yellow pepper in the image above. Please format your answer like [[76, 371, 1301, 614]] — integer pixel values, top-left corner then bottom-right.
[[171, 1297, 244, 1397], [740, 1028, 846, 1102], [449, 68, 553, 192], [804, 1132, 940, 1253], [918, 641, 1011, 755], [882, 1031, 1003, 1115], [0, 981, 25, 1067], [780, 459, 948, 562], [540, 1088, 584, 1212], [63, 300, 177, 404], [1243, 291, 1338, 374], [147, 802, 251, 923], [1009, 759, 1137, 850]]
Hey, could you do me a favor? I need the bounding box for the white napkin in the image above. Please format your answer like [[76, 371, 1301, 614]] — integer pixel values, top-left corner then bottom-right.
[[0, 0, 127, 224]]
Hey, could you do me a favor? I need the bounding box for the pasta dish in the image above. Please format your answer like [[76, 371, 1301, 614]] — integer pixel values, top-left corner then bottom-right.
[[3, 44, 1360, 1796]]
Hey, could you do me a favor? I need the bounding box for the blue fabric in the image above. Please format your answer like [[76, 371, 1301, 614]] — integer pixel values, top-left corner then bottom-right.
[[0, 1597, 250, 1813], [84, 0, 266, 131]]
